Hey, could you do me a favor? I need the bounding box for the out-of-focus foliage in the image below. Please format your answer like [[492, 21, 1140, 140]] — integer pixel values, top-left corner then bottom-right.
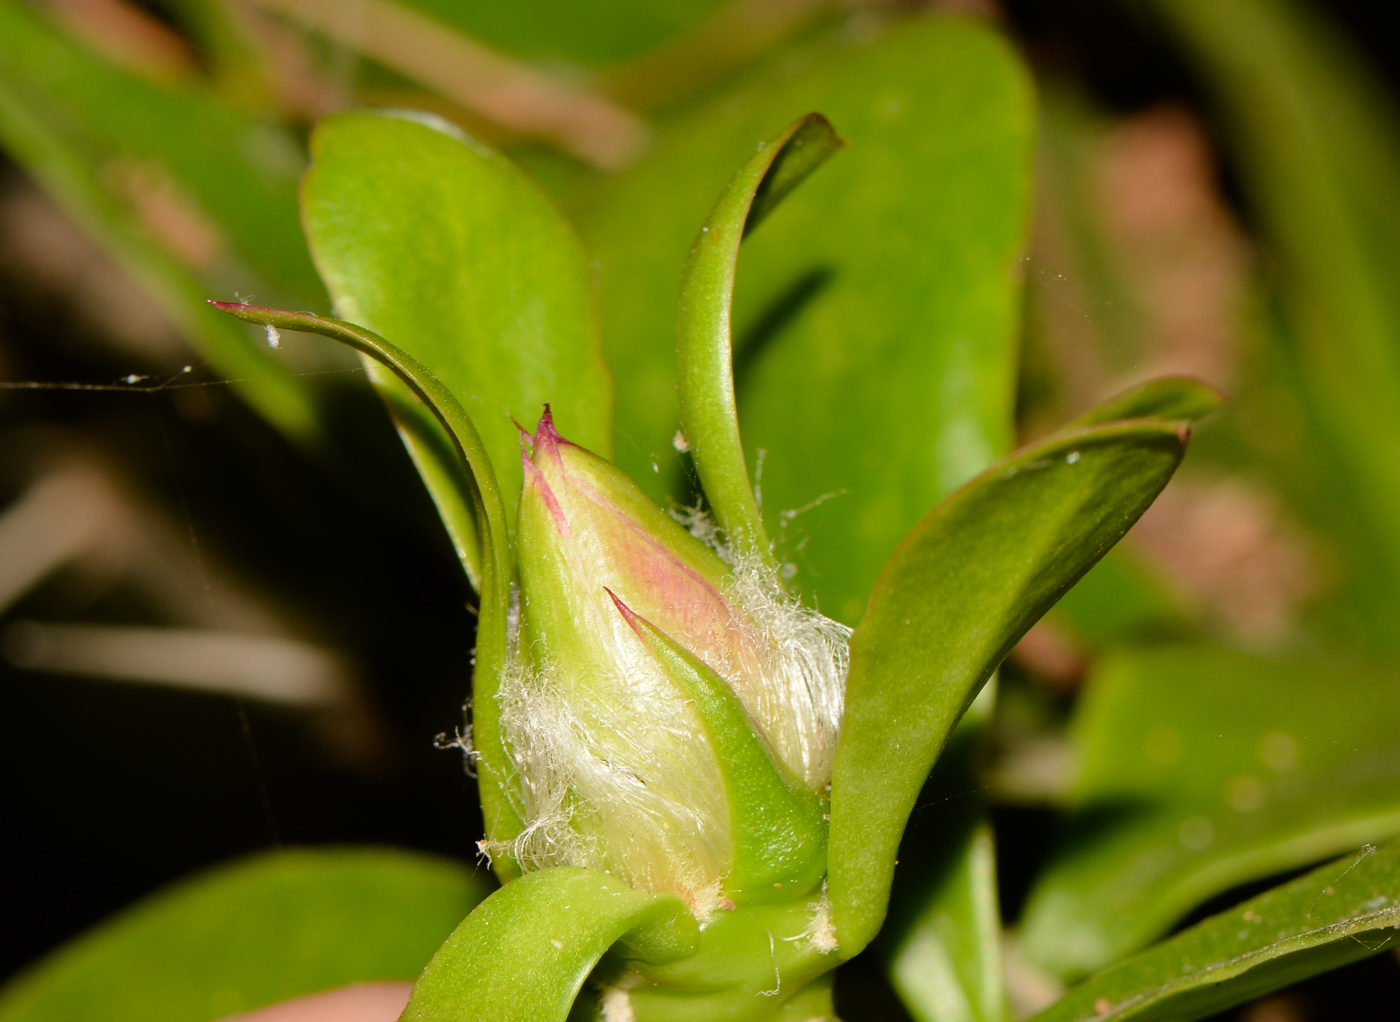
[[1014, 0, 1400, 997], [0, 849, 492, 1022], [1029, 839, 1400, 1022], [1022, 645, 1400, 978], [0, 0, 330, 441]]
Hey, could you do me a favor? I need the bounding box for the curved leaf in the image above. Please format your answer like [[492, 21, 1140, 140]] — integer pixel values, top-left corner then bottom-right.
[[1029, 839, 1400, 1022], [618, 893, 840, 1019], [577, 16, 1035, 624], [400, 866, 699, 1022], [301, 109, 612, 553], [828, 419, 1189, 956], [1021, 644, 1400, 978], [208, 303, 524, 862], [676, 112, 842, 560], [0, 848, 491, 1022]]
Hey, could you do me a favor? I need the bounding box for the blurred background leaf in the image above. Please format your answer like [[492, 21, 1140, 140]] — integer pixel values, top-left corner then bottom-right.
[[0, 847, 492, 1022], [1029, 838, 1400, 1022], [1020, 644, 1400, 979], [0, 0, 332, 442]]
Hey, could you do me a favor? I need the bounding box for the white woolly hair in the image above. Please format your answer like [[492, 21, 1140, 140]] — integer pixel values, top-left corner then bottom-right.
[[492, 584, 731, 913], [673, 505, 851, 791], [717, 548, 850, 791], [488, 523, 850, 912]]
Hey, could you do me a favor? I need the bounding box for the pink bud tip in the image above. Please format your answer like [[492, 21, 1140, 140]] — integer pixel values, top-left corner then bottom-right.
[[531, 404, 579, 457], [535, 404, 561, 443]]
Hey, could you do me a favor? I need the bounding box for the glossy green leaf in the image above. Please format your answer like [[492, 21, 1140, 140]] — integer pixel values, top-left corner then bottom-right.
[[1066, 376, 1225, 430], [1029, 839, 1400, 1022], [301, 109, 613, 550], [1021, 643, 1400, 979], [1137, 0, 1400, 597], [0, 848, 491, 1022], [884, 693, 1008, 1022], [828, 419, 1189, 956], [610, 592, 826, 903], [676, 112, 842, 560], [0, 0, 326, 440], [400, 866, 698, 1022], [207, 303, 523, 863], [576, 15, 1034, 624]]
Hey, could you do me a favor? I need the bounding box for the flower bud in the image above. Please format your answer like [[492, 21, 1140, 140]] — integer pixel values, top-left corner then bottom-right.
[[494, 409, 849, 913]]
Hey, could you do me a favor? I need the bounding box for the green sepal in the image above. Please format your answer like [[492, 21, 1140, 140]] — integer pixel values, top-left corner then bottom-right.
[[608, 592, 827, 904], [828, 416, 1190, 957], [207, 302, 525, 872], [1028, 839, 1400, 1022], [401, 867, 699, 1022], [675, 112, 843, 562], [1066, 376, 1226, 430]]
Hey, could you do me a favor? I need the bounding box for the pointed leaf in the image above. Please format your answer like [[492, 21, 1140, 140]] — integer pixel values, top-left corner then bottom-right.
[[828, 420, 1189, 956], [1028, 840, 1400, 1022], [676, 111, 842, 561], [577, 16, 1035, 623], [1021, 644, 1400, 978], [301, 109, 613, 539], [610, 593, 827, 903], [1066, 376, 1225, 430], [208, 303, 525, 859], [400, 866, 699, 1022], [0, 848, 491, 1022]]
